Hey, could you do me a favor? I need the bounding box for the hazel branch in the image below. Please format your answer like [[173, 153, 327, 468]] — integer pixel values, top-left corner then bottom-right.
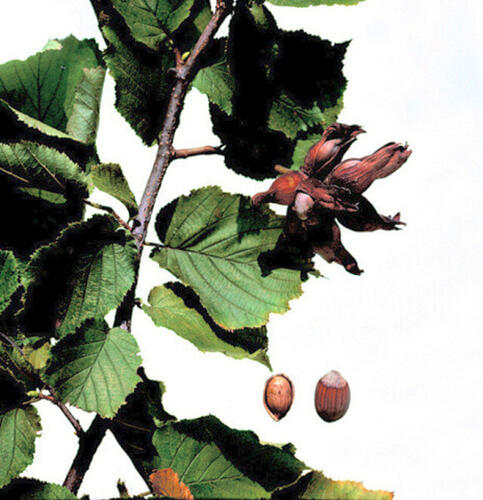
[[63, 0, 232, 494]]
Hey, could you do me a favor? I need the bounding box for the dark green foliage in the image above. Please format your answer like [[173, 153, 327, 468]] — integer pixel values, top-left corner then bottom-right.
[[194, 3, 349, 179], [22, 215, 137, 337]]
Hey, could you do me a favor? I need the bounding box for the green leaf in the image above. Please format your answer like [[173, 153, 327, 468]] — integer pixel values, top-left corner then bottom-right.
[[90, 163, 138, 218], [66, 67, 106, 145], [268, 0, 365, 6], [0, 35, 103, 137], [268, 94, 324, 140], [273, 471, 393, 500], [148, 416, 305, 498], [102, 25, 174, 145], [207, 4, 348, 179], [0, 251, 19, 316], [0, 478, 77, 500], [112, 0, 196, 50], [0, 142, 88, 196], [0, 406, 41, 489], [44, 321, 142, 418], [110, 369, 175, 479], [143, 283, 271, 368], [193, 49, 235, 115], [151, 187, 305, 329], [23, 215, 137, 337]]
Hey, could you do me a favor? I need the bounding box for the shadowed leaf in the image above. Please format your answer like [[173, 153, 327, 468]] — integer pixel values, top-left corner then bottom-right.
[[200, 3, 348, 179], [148, 415, 305, 498], [22, 215, 137, 337], [0, 478, 77, 500], [110, 369, 175, 479], [0, 251, 19, 315], [143, 283, 271, 368]]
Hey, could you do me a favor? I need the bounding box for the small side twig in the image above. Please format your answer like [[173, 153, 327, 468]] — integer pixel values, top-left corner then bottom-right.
[[0, 331, 24, 355], [38, 391, 84, 436], [84, 200, 132, 232], [172, 145, 223, 159]]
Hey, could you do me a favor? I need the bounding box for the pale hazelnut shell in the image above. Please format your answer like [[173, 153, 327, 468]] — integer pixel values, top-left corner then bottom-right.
[[263, 374, 294, 421]]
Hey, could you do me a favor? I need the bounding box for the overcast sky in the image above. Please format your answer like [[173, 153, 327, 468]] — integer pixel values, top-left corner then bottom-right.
[[1, 1, 482, 499]]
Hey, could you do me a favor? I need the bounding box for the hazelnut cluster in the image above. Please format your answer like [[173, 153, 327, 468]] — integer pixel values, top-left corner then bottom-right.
[[252, 123, 412, 274]]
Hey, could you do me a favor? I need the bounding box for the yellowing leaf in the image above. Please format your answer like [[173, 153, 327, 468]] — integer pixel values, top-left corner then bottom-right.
[[150, 468, 194, 500]]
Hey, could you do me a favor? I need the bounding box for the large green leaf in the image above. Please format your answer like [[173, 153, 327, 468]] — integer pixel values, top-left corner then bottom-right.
[[112, 0, 196, 50], [143, 283, 271, 367], [151, 187, 305, 329], [273, 471, 393, 499], [268, 0, 365, 5], [149, 416, 305, 498], [44, 321, 142, 418], [0, 251, 19, 316], [0, 36, 104, 139], [0, 478, 77, 500], [90, 163, 138, 218], [22, 215, 137, 337], [0, 406, 41, 489], [201, 3, 348, 179]]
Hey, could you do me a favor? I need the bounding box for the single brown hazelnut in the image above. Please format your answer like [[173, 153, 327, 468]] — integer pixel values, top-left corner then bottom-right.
[[263, 374, 294, 421], [315, 370, 350, 422]]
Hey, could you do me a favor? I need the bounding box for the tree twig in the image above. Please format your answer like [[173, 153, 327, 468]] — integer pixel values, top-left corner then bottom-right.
[[132, 0, 232, 249], [38, 392, 84, 436], [63, 0, 232, 494], [84, 200, 132, 232], [172, 145, 223, 159], [0, 331, 24, 355]]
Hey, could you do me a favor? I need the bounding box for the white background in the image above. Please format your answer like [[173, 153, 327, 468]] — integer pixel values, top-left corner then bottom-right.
[[1, 0, 482, 499]]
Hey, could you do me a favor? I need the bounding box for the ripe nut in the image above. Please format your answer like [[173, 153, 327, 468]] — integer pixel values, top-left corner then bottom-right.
[[263, 374, 294, 422], [315, 370, 350, 422]]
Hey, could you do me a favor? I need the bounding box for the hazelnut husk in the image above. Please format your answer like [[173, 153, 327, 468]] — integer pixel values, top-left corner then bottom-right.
[[263, 374, 294, 421], [315, 370, 350, 422]]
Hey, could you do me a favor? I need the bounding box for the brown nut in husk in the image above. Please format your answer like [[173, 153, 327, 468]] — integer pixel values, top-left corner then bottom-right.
[[263, 374, 294, 421], [315, 370, 350, 422]]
